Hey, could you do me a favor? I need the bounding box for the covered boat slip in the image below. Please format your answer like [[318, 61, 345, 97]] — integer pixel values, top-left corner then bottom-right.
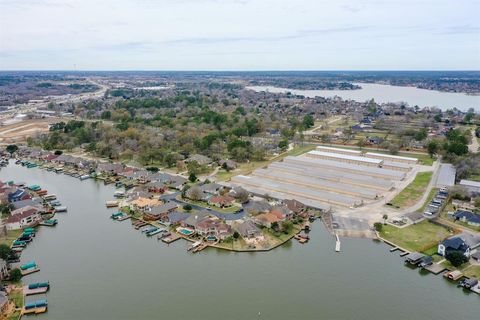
[[268, 161, 394, 191], [231, 175, 363, 207], [284, 156, 406, 180], [252, 168, 379, 200], [306, 150, 384, 167]]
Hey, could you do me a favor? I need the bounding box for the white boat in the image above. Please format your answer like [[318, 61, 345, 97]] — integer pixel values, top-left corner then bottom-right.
[[44, 194, 57, 200], [79, 175, 90, 180], [55, 206, 67, 212], [114, 191, 125, 198]]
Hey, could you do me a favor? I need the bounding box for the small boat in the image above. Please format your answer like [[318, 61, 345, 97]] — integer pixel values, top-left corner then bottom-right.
[[188, 241, 202, 251], [40, 219, 58, 226], [114, 191, 125, 198], [28, 184, 41, 191], [55, 206, 67, 212], [36, 189, 48, 196], [44, 194, 57, 200], [141, 226, 156, 233], [146, 228, 162, 236], [54, 167, 63, 173], [79, 174, 90, 180], [49, 200, 61, 206], [12, 240, 27, 248]]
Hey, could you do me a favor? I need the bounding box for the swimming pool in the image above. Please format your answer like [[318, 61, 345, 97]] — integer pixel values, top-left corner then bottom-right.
[[178, 228, 194, 236]]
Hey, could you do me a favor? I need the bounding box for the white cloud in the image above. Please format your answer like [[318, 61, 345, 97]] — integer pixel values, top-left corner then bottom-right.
[[0, 0, 479, 70]]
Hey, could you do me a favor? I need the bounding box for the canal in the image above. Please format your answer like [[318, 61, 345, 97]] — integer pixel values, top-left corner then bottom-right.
[[1, 162, 479, 320]]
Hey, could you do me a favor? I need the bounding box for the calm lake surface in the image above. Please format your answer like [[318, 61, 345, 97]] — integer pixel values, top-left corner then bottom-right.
[[1, 162, 479, 320], [247, 83, 480, 112]]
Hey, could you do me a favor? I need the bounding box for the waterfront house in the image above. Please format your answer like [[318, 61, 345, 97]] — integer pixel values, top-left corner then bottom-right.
[[208, 195, 235, 208], [195, 218, 232, 240], [254, 212, 283, 228], [6, 209, 41, 230], [11, 198, 43, 211], [97, 162, 124, 175], [129, 197, 161, 211], [162, 211, 190, 225], [234, 220, 262, 239], [438, 236, 471, 257], [283, 199, 309, 218], [8, 189, 31, 202], [11, 205, 43, 216], [270, 205, 293, 220], [181, 211, 210, 229], [143, 202, 178, 221], [0, 292, 10, 316], [0, 259, 9, 281], [453, 210, 480, 227]]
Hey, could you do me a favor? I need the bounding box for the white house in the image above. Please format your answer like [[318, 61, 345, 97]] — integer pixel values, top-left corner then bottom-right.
[[438, 236, 471, 257], [5, 208, 41, 230]]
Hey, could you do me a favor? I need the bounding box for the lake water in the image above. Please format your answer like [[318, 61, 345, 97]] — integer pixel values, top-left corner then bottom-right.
[[1, 162, 479, 320], [247, 83, 480, 112]]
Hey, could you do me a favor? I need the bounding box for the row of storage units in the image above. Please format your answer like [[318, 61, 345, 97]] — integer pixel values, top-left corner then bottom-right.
[[231, 175, 363, 208], [252, 168, 380, 200], [268, 162, 394, 191], [283, 156, 406, 180]]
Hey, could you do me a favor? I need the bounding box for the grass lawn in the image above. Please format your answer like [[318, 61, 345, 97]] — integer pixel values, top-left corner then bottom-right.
[[215, 144, 316, 181], [379, 220, 453, 253], [462, 264, 480, 279], [180, 198, 241, 214], [9, 289, 23, 308], [390, 171, 433, 208], [0, 230, 23, 247]]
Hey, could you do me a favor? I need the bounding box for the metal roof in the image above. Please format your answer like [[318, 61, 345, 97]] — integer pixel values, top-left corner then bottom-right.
[[307, 150, 383, 165], [435, 164, 456, 187], [365, 152, 418, 163]]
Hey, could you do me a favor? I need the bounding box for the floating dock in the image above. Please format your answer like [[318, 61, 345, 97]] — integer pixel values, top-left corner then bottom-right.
[[23, 282, 50, 296], [22, 299, 48, 315], [162, 233, 181, 244]]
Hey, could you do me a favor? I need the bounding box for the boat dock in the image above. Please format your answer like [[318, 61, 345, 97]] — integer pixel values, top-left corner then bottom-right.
[[23, 282, 50, 296], [335, 233, 341, 252], [162, 233, 181, 244], [22, 299, 48, 315]]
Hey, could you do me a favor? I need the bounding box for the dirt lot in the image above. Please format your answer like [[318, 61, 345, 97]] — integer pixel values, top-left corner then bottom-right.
[[0, 118, 59, 145]]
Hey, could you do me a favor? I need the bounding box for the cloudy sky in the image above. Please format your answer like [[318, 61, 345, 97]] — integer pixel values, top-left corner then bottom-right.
[[0, 0, 479, 70]]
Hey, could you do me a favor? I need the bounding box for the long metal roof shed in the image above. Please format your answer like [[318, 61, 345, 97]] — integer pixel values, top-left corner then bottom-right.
[[285, 156, 406, 180], [306, 150, 383, 166], [268, 162, 394, 191]]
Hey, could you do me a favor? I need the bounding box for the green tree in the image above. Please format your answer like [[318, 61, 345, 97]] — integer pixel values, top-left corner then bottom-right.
[[445, 250, 469, 267], [427, 140, 438, 157], [0, 244, 12, 260], [382, 214, 388, 225], [302, 115, 315, 129], [233, 231, 240, 239], [183, 204, 192, 211], [9, 268, 22, 282], [278, 139, 289, 151], [188, 172, 197, 183], [6, 144, 18, 154], [0, 203, 13, 216], [373, 222, 383, 232]]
